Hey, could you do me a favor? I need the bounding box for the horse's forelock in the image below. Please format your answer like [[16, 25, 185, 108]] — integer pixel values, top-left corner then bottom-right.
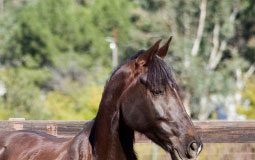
[[147, 56, 177, 92]]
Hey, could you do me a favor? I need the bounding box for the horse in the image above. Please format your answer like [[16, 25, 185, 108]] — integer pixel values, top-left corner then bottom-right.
[[0, 37, 202, 160]]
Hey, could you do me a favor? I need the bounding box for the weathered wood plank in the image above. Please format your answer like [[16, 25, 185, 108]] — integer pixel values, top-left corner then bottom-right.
[[0, 120, 255, 143], [195, 121, 255, 143]]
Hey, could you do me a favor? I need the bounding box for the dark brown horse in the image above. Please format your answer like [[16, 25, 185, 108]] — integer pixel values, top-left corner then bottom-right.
[[0, 37, 202, 160]]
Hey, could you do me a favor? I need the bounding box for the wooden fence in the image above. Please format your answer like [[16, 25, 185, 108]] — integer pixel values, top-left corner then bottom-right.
[[0, 120, 255, 143]]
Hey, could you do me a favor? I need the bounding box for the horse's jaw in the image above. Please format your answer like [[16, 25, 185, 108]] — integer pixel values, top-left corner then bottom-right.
[[170, 149, 184, 160]]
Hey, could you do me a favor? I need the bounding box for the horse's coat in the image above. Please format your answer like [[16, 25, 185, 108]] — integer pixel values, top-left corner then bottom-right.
[[0, 37, 202, 160], [0, 121, 93, 160]]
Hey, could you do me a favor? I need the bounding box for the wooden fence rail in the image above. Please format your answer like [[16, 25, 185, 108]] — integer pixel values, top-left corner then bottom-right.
[[0, 120, 255, 143]]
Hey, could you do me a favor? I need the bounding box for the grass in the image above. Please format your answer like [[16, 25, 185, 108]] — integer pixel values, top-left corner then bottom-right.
[[135, 143, 255, 160]]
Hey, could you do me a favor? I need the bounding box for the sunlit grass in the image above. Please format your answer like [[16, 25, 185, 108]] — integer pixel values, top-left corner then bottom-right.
[[135, 143, 255, 160]]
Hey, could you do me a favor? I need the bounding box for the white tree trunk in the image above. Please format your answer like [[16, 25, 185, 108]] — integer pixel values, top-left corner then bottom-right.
[[0, 0, 3, 13], [244, 64, 255, 81], [207, 23, 226, 70], [191, 0, 207, 56]]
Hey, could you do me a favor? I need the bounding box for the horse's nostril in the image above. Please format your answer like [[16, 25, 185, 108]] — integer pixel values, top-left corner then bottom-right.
[[190, 142, 198, 151], [187, 142, 198, 158]]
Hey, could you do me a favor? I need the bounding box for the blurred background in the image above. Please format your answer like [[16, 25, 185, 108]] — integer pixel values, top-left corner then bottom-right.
[[0, 0, 254, 159]]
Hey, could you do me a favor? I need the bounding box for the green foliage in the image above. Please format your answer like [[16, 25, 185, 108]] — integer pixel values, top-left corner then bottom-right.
[[0, 68, 51, 119], [129, 0, 253, 119], [91, 0, 131, 36], [1, 0, 110, 67], [45, 83, 103, 120], [0, 66, 104, 120], [0, 0, 135, 120], [0, 0, 254, 120], [237, 76, 255, 119], [236, 0, 255, 63]]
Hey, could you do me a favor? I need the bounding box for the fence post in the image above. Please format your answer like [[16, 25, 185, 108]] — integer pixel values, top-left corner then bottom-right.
[[9, 118, 25, 130], [46, 124, 58, 136]]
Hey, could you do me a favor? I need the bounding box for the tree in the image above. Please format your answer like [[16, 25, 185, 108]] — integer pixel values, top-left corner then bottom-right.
[[130, 0, 252, 119], [237, 76, 255, 119], [0, 0, 133, 119], [0, 0, 254, 120]]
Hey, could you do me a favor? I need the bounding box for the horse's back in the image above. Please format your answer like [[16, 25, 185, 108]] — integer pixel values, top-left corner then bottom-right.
[[0, 130, 71, 160], [0, 121, 94, 160], [0, 133, 7, 160]]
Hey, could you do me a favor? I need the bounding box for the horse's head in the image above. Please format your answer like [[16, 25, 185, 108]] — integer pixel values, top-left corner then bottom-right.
[[115, 37, 202, 159]]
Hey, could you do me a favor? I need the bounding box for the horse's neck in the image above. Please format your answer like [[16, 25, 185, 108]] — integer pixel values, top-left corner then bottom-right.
[[89, 74, 137, 160], [91, 116, 136, 160], [90, 97, 136, 159], [90, 107, 130, 160]]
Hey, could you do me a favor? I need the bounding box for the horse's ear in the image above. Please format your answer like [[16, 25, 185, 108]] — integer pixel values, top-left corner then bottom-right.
[[157, 36, 172, 58], [136, 39, 161, 66]]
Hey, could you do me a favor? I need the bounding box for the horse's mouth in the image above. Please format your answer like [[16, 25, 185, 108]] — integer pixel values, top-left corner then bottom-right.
[[170, 148, 198, 160]]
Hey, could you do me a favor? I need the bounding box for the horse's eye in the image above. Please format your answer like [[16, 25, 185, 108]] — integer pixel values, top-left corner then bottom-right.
[[152, 90, 164, 96], [140, 77, 147, 86]]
